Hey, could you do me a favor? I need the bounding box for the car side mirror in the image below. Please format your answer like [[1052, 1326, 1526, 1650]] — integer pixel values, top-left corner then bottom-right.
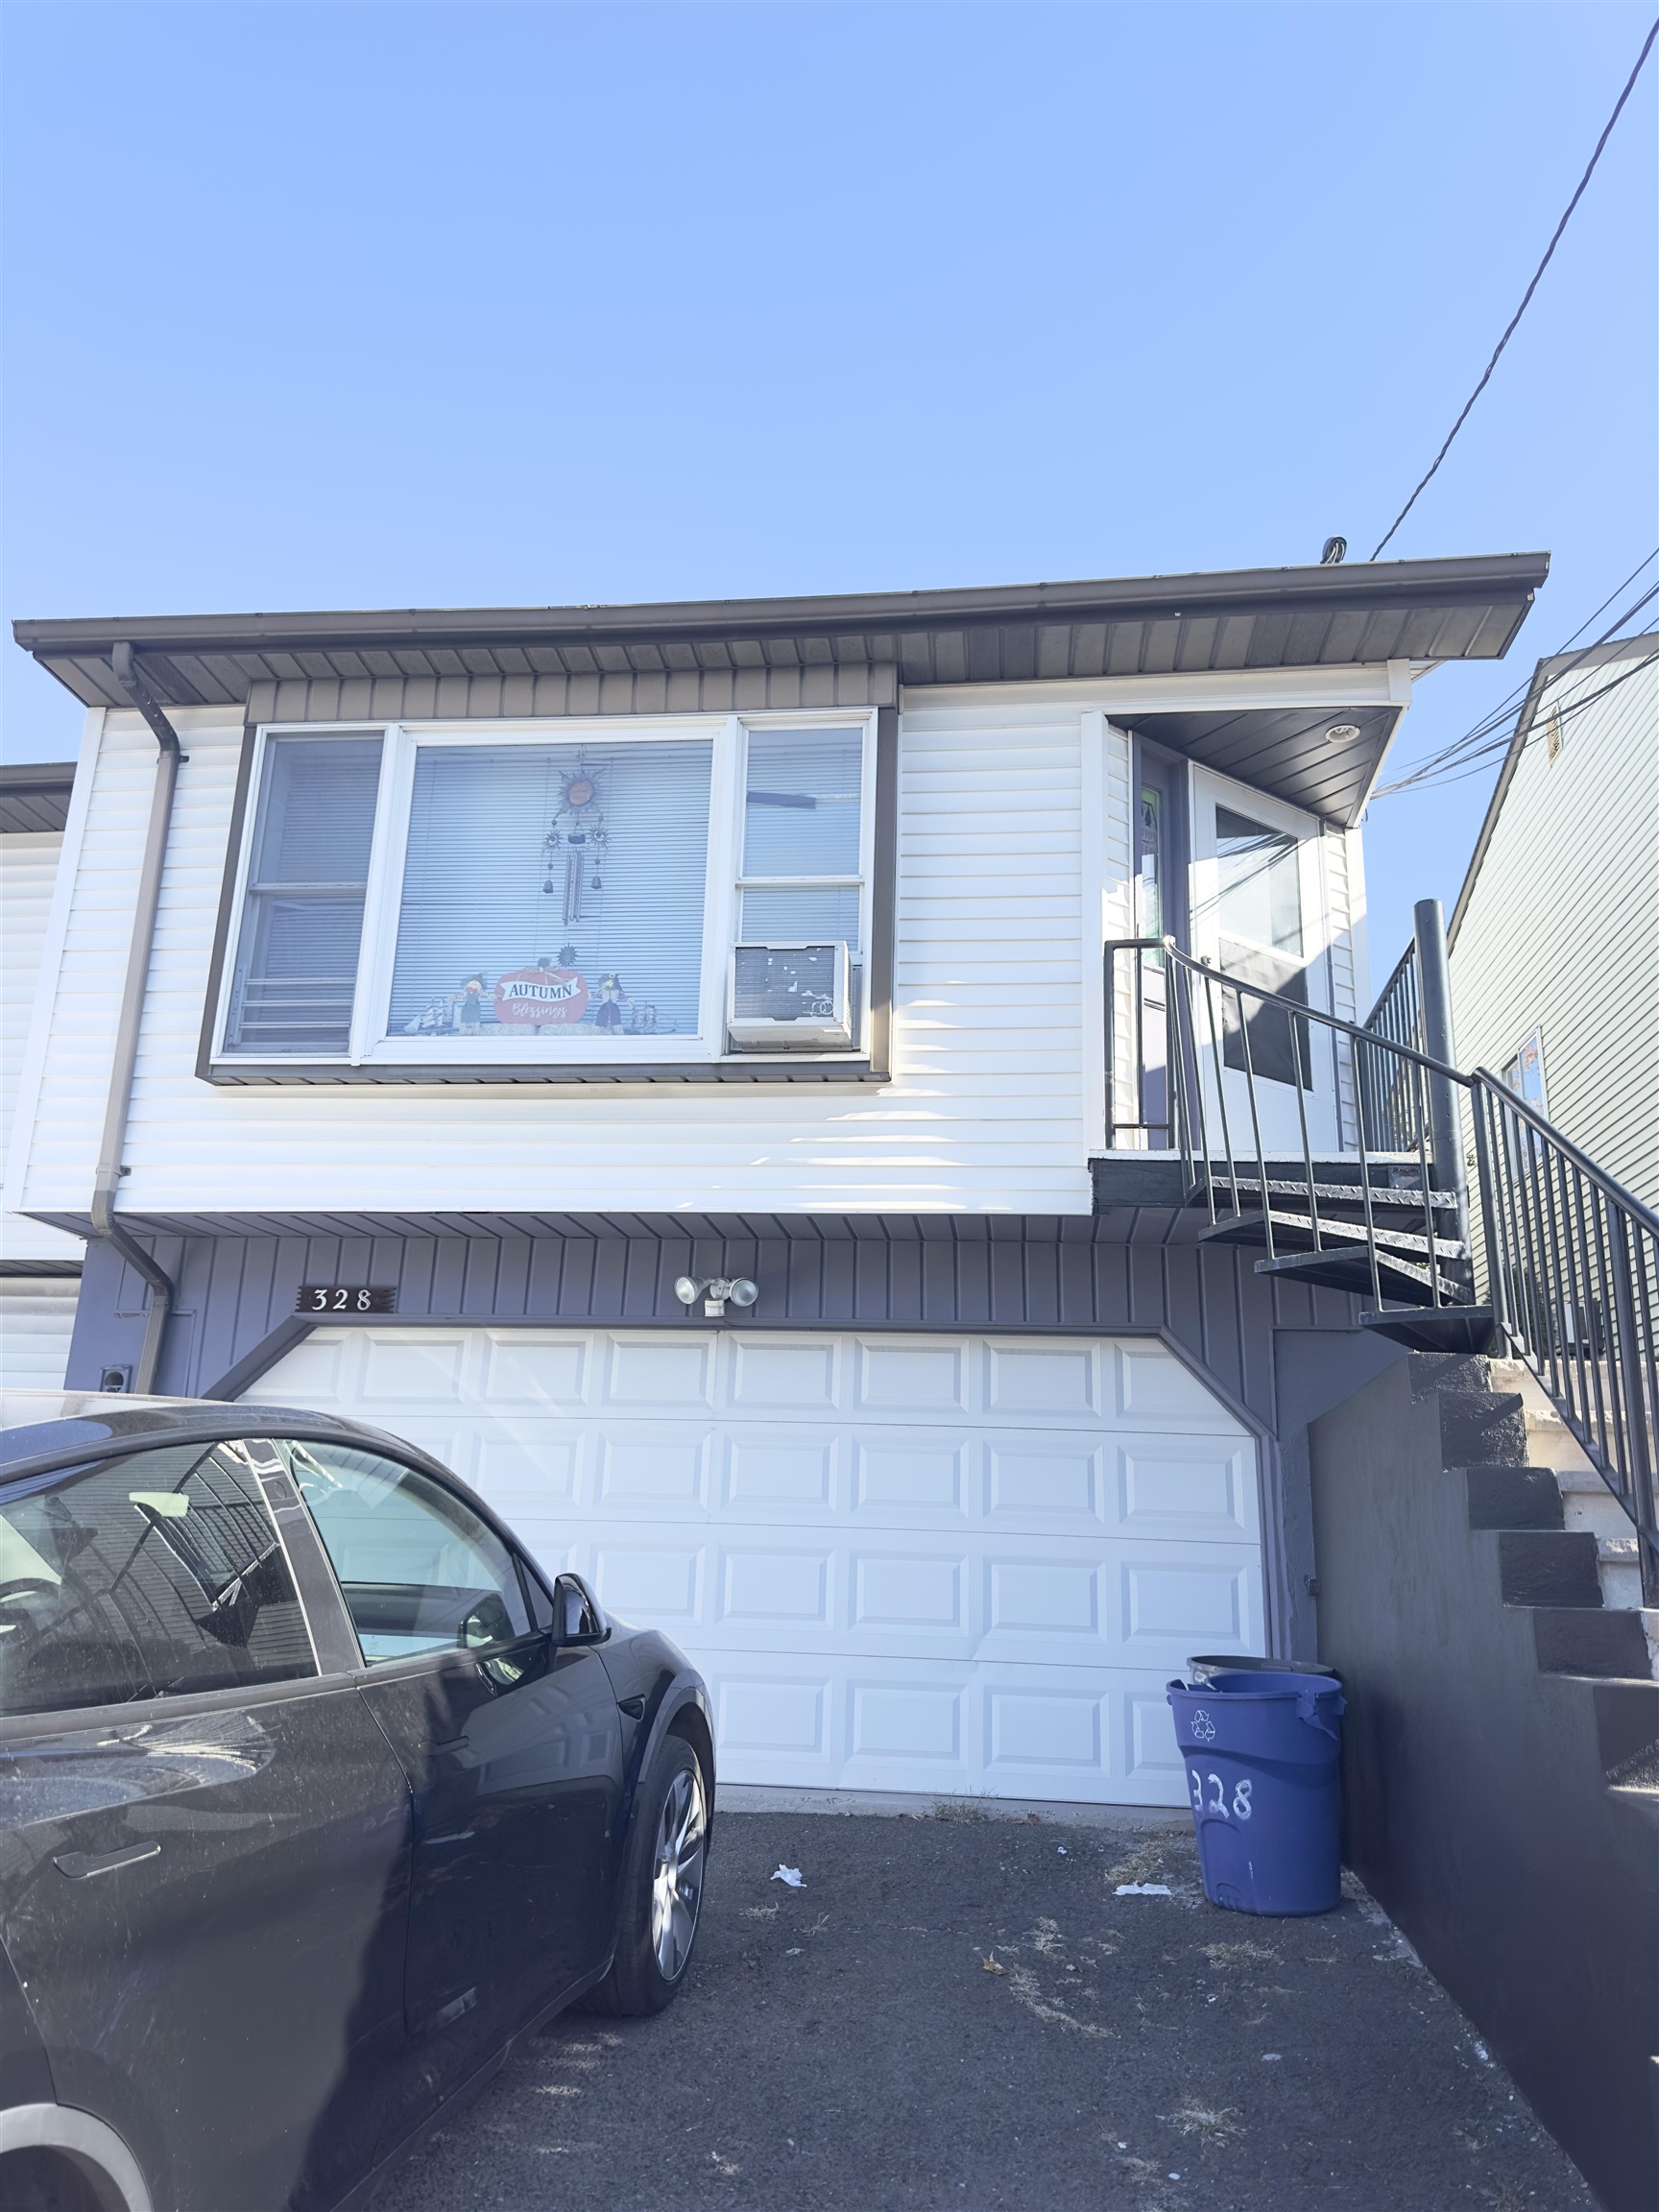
[[551, 1573, 608, 1647]]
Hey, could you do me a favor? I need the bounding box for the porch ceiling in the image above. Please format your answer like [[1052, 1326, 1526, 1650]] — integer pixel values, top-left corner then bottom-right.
[[1123, 699, 1402, 824]]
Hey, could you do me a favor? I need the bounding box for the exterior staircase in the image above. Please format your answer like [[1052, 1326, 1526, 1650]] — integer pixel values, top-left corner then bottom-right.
[[1193, 1166, 1470, 1308]]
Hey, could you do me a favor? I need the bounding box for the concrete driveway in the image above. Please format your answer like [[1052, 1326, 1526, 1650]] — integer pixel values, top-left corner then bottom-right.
[[373, 1805, 1594, 2212]]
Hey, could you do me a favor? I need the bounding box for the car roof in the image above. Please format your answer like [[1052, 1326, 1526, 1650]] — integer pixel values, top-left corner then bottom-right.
[[0, 1388, 464, 1497]]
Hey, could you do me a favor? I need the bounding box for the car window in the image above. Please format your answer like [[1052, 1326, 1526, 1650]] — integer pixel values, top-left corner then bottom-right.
[[285, 1441, 532, 1664], [0, 1440, 317, 1719]]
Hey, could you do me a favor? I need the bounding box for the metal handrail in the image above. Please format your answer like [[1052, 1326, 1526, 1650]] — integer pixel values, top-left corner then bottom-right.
[[1467, 1072, 1659, 1234], [1361, 937, 1425, 1049], [1104, 934, 1659, 1602]]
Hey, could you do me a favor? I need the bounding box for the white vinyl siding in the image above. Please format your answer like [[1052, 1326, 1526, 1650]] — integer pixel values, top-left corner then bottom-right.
[[0, 1282, 80, 1387], [12, 703, 1101, 1220], [1450, 649, 1659, 1210], [1, 830, 83, 1266], [245, 1325, 1262, 1808]]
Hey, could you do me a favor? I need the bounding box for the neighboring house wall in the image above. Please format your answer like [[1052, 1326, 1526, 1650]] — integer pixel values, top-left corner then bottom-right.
[[1, 808, 83, 1389], [1449, 639, 1659, 1210]]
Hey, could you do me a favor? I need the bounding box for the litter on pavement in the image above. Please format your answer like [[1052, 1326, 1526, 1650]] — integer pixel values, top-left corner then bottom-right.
[[770, 1864, 805, 1887], [1115, 1882, 1173, 1895]]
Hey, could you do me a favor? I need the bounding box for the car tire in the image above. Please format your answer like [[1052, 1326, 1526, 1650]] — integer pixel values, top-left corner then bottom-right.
[[583, 1732, 708, 2016]]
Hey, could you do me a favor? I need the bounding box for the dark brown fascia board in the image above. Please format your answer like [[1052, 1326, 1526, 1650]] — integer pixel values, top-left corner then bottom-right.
[[12, 551, 1551, 665]]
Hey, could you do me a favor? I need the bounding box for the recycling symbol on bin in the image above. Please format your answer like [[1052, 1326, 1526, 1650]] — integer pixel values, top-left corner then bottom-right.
[[1191, 1709, 1216, 1742]]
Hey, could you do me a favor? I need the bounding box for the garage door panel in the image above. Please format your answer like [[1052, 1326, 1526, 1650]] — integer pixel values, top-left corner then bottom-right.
[[854, 1338, 969, 1416], [1115, 1341, 1242, 1428], [986, 1441, 1103, 1521], [725, 1432, 836, 1508], [1115, 1440, 1259, 1542], [984, 1341, 1102, 1419], [603, 1335, 715, 1410], [245, 1327, 1264, 1807], [729, 1335, 842, 1411], [718, 1547, 832, 1628], [852, 1435, 967, 1515], [595, 1431, 709, 1505], [481, 1333, 589, 1407]]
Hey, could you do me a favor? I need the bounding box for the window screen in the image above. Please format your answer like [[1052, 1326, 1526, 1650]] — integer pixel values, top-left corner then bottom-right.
[[388, 740, 711, 1045], [225, 735, 383, 1055], [287, 1441, 532, 1662], [740, 731, 864, 954], [0, 1442, 317, 1718]]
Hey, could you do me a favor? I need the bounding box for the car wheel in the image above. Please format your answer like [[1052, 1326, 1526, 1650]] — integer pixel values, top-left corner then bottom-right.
[[584, 1733, 707, 2016]]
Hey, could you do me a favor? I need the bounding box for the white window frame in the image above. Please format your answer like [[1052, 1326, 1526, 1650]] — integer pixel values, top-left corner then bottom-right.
[[210, 709, 878, 1069]]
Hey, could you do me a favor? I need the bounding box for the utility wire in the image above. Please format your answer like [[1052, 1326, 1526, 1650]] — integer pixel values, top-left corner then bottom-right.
[[1370, 552, 1659, 789], [1380, 571, 1659, 790], [1377, 645, 1659, 794], [1373, 593, 1659, 798], [1370, 19, 1659, 559]]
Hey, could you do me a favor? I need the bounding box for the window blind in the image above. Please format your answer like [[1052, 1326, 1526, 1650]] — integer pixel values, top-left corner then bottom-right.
[[225, 735, 382, 1054], [388, 739, 712, 1045]]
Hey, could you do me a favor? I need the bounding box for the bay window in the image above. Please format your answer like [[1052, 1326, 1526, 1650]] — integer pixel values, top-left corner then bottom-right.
[[209, 711, 879, 1074]]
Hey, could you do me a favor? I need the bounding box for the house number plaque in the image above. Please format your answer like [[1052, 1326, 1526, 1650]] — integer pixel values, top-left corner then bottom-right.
[[296, 1286, 397, 1314]]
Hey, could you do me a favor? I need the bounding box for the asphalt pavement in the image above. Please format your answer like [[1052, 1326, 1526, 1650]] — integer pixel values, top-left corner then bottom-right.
[[372, 1806, 1596, 2212]]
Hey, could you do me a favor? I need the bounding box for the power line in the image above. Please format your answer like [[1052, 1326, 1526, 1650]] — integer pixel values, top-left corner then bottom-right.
[[1380, 571, 1659, 791], [1370, 19, 1658, 559], [1382, 646, 1658, 794], [1372, 589, 1659, 799], [1369, 552, 1659, 791]]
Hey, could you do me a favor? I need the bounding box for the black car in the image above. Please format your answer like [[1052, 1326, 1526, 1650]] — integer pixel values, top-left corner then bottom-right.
[[0, 1391, 714, 2212]]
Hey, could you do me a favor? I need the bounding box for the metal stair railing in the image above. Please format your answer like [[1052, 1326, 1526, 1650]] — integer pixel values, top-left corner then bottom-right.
[[1470, 1076, 1659, 1605], [1104, 931, 1659, 1604]]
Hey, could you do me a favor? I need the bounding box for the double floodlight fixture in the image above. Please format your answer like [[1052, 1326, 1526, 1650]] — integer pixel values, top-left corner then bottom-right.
[[673, 1275, 758, 1319]]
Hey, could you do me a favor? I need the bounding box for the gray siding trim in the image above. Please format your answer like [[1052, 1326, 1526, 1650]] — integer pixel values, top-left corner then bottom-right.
[[68, 1220, 1363, 1427]]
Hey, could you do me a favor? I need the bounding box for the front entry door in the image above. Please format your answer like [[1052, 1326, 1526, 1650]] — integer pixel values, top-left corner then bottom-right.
[[1190, 773, 1340, 1158]]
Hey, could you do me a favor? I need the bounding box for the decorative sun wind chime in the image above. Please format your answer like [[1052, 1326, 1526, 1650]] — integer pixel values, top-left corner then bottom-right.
[[542, 764, 608, 926]]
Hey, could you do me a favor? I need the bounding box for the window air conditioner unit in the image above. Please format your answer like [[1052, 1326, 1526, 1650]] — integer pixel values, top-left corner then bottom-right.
[[728, 942, 852, 1049]]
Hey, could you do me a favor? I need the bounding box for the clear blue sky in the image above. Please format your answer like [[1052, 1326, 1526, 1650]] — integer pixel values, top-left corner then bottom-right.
[[3, 1, 1653, 977]]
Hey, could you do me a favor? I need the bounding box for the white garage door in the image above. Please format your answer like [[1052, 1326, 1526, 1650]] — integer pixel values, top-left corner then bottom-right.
[[246, 1328, 1262, 1807]]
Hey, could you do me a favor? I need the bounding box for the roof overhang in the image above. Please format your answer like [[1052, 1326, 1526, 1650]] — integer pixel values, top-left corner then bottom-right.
[[13, 551, 1547, 827], [0, 760, 77, 834]]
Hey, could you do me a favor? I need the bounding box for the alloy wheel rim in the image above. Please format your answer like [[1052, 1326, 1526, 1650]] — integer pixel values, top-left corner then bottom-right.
[[650, 1767, 706, 1982]]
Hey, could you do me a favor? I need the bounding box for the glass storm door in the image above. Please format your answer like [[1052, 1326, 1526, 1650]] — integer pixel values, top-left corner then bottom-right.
[[1190, 775, 1339, 1158]]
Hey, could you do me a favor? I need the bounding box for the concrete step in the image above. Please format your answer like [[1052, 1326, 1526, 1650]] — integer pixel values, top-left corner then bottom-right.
[[1599, 1538, 1644, 1613]]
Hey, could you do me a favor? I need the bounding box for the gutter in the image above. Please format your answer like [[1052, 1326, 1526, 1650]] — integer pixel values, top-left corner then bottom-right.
[[89, 644, 183, 1393]]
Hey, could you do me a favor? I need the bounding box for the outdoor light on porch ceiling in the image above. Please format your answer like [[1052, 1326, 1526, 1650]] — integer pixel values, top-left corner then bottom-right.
[[1325, 724, 1361, 746], [674, 1275, 758, 1318]]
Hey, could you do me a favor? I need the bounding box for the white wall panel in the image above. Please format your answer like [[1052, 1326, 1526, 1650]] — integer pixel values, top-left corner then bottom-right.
[[1, 832, 83, 1264], [15, 705, 1111, 1220], [0, 1282, 81, 1388], [245, 1326, 1262, 1806]]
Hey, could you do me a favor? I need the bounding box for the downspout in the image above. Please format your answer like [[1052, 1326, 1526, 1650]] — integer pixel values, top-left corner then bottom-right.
[[88, 644, 183, 1393]]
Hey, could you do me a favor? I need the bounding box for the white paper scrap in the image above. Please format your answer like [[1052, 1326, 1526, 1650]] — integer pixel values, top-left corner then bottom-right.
[[1114, 1882, 1172, 1895], [770, 1864, 805, 1888]]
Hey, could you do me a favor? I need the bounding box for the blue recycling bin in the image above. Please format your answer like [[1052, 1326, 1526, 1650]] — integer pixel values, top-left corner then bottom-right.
[[1166, 1668, 1346, 1915]]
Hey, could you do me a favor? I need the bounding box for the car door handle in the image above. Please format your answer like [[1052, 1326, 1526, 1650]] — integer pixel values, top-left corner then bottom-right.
[[53, 1841, 162, 1881]]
